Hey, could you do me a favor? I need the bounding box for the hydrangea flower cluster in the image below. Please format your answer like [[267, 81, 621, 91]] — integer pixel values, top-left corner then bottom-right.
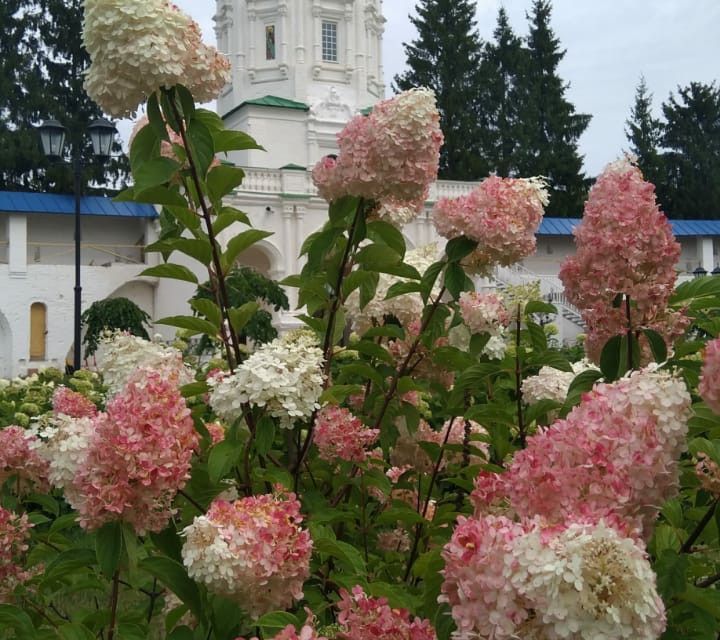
[[83, 0, 230, 116], [69, 368, 198, 534], [559, 158, 687, 362], [441, 516, 665, 639], [458, 291, 509, 336], [345, 244, 440, 333], [0, 507, 34, 603], [369, 198, 422, 227], [34, 414, 95, 490], [239, 624, 327, 640], [521, 360, 597, 405], [473, 367, 691, 538], [313, 406, 379, 463], [699, 337, 720, 413], [97, 331, 191, 396], [0, 426, 49, 493], [209, 332, 324, 429], [695, 454, 720, 496], [182, 493, 312, 618], [336, 585, 437, 640], [312, 88, 443, 207], [433, 176, 548, 275], [52, 386, 97, 418]]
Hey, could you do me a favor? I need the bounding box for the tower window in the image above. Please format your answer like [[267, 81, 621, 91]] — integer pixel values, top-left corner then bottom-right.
[[265, 24, 276, 60], [321, 21, 338, 62]]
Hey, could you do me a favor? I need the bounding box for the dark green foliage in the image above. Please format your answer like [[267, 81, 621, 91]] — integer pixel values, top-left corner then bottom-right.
[[81, 297, 151, 357], [482, 7, 526, 178], [513, 0, 591, 216], [625, 76, 665, 191], [395, 0, 489, 180], [194, 266, 289, 346], [0, 0, 128, 193], [661, 82, 720, 219]]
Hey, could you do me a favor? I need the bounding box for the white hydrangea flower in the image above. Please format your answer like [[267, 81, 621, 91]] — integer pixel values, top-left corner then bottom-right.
[[345, 243, 440, 333], [512, 521, 666, 640], [522, 367, 575, 405], [32, 414, 95, 490], [96, 331, 191, 396], [482, 333, 507, 360], [209, 332, 324, 429]]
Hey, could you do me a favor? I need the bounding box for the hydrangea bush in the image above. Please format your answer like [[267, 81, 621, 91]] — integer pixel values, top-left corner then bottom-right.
[[2, 1, 720, 638]]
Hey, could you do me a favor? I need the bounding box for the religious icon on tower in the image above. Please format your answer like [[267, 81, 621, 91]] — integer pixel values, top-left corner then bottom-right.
[[266, 25, 276, 61]]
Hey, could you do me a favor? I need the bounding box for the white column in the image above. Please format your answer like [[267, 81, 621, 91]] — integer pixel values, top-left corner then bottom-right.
[[701, 236, 714, 271], [8, 214, 27, 277], [281, 202, 294, 278]]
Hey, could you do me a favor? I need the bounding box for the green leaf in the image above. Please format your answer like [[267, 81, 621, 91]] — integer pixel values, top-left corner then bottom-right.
[[228, 302, 260, 335], [563, 368, 603, 409], [367, 220, 407, 256], [140, 263, 198, 284], [115, 185, 187, 208], [525, 300, 558, 315], [139, 557, 205, 624], [146, 92, 169, 141], [599, 334, 623, 381], [385, 281, 423, 300], [355, 243, 403, 270], [129, 123, 160, 172], [353, 340, 393, 364], [444, 236, 478, 262], [0, 605, 35, 639], [256, 612, 300, 637], [207, 164, 246, 202], [313, 537, 366, 576], [208, 440, 243, 484], [147, 238, 212, 266], [186, 117, 215, 177], [96, 521, 122, 577], [443, 262, 468, 299], [166, 205, 201, 230], [26, 492, 59, 516], [643, 328, 668, 363], [134, 157, 181, 191], [223, 229, 274, 273], [157, 315, 218, 336], [679, 586, 720, 618], [58, 623, 95, 640], [212, 129, 264, 153], [213, 206, 251, 234], [175, 85, 196, 119], [190, 298, 222, 328], [44, 548, 97, 582], [419, 260, 445, 302], [254, 416, 276, 456], [180, 381, 210, 398], [329, 196, 360, 226]]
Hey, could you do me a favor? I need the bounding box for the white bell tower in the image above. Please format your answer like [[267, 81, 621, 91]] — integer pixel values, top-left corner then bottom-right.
[[214, 0, 386, 169]]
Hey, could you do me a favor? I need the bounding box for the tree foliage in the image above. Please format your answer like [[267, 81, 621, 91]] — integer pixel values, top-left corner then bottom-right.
[[0, 0, 128, 193], [395, 0, 489, 180], [81, 297, 151, 358]]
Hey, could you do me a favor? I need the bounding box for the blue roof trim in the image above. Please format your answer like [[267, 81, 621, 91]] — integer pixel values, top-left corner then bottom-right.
[[0, 191, 157, 218], [538, 217, 720, 237]]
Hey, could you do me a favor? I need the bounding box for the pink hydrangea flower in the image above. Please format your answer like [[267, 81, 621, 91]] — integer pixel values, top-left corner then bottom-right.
[[458, 291, 509, 336], [239, 623, 327, 640], [204, 421, 226, 445], [433, 176, 548, 275], [312, 88, 442, 208], [696, 454, 720, 496], [472, 367, 691, 539], [0, 426, 49, 493], [0, 507, 34, 603], [337, 585, 436, 640], [313, 406, 379, 463], [69, 368, 198, 534], [52, 386, 97, 418], [699, 337, 720, 414], [559, 158, 688, 362], [182, 492, 312, 618]]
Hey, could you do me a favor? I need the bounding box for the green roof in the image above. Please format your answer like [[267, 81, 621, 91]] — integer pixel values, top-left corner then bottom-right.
[[222, 95, 310, 120], [280, 163, 306, 171], [359, 106, 374, 115]]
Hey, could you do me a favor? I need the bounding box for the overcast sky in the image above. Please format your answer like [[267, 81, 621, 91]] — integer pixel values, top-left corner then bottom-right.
[[152, 1, 720, 177]]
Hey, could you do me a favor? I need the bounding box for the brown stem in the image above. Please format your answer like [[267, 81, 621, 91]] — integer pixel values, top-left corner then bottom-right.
[[515, 304, 526, 447], [372, 285, 447, 432], [165, 90, 242, 371], [681, 499, 718, 553], [178, 488, 205, 513], [107, 570, 120, 640]]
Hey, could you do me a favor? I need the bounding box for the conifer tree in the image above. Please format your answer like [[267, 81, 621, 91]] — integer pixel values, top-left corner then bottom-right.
[[482, 7, 526, 178], [515, 0, 590, 217], [661, 82, 720, 219], [625, 76, 664, 193], [395, 0, 489, 180], [0, 0, 128, 193]]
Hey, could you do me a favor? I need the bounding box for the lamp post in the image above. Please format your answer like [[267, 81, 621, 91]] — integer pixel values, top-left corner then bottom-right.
[[38, 117, 116, 371]]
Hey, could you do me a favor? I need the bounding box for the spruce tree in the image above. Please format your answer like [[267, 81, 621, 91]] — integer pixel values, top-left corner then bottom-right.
[[661, 82, 720, 219], [482, 7, 526, 178], [515, 0, 590, 217], [625, 76, 664, 192], [0, 0, 128, 193], [395, 0, 489, 180]]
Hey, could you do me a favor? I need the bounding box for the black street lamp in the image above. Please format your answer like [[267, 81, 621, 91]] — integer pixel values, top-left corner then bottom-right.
[[693, 265, 709, 279], [38, 117, 116, 371]]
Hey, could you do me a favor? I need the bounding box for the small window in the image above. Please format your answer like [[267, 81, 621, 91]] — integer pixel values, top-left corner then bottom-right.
[[265, 24, 276, 60], [321, 21, 338, 62], [29, 302, 47, 361]]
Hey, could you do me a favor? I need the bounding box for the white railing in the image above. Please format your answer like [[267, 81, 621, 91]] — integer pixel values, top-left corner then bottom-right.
[[433, 180, 477, 200], [26, 242, 145, 266], [239, 168, 283, 193]]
